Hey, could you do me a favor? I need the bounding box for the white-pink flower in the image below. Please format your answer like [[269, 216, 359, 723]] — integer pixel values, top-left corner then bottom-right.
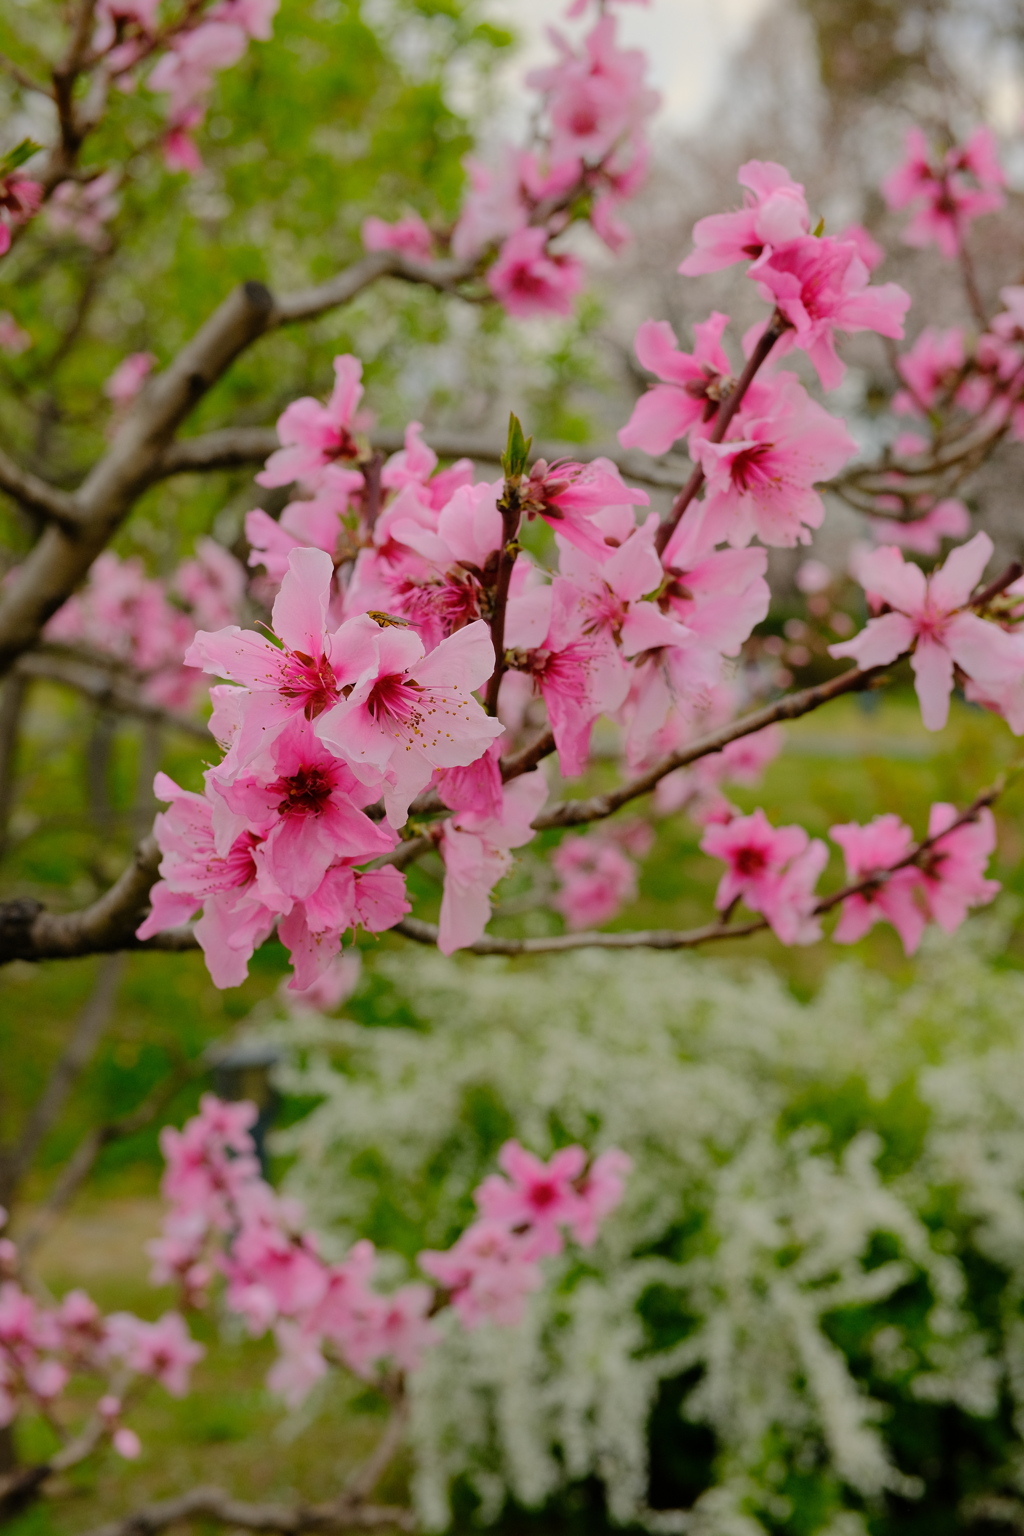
[[256, 355, 372, 490]]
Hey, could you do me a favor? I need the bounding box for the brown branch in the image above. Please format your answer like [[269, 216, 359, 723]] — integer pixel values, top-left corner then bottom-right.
[[534, 664, 887, 832], [151, 427, 687, 492], [0, 447, 80, 529], [0, 673, 26, 861], [654, 316, 787, 557], [395, 914, 765, 955], [0, 836, 196, 964], [77, 1488, 415, 1536]]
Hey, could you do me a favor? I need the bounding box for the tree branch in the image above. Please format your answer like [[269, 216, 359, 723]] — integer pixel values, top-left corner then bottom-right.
[[76, 1488, 415, 1536], [15, 646, 210, 743], [0, 447, 80, 530], [0, 836, 195, 964], [534, 664, 887, 831], [394, 914, 765, 954], [151, 427, 687, 492]]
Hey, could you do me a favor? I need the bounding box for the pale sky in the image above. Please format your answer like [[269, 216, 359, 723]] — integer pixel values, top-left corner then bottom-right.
[[484, 0, 775, 132]]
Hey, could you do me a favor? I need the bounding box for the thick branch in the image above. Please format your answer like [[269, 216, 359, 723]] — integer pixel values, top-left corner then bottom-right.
[[0, 836, 195, 964]]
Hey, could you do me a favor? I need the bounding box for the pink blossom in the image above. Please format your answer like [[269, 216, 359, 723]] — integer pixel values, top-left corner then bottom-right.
[[476, 1141, 586, 1256], [437, 770, 548, 954], [830, 815, 926, 954], [136, 773, 280, 988], [187, 548, 375, 772], [47, 171, 119, 248], [529, 17, 658, 167], [282, 952, 361, 1012], [419, 1221, 543, 1329], [0, 172, 43, 255], [832, 532, 1024, 731], [451, 149, 528, 263], [700, 809, 826, 944], [618, 312, 734, 453], [691, 373, 858, 548], [660, 519, 770, 654], [174, 537, 245, 631], [256, 355, 372, 490], [918, 803, 1000, 931], [213, 719, 396, 902], [866, 498, 970, 557], [113, 1427, 142, 1459], [209, 0, 279, 41], [266, 1322, 327, 1408], [246, 467, 364, 584], [278, 864, 409, 991], [839, 223, 885, 272], [362, 213, 434, 262], [104, 351, 156, 407], [521, 455, 650, 560], [551, 833, 638, 929], [106, 1312, 204, 1397], [0, 312, 30, 354], [567, 1148, 631, 1245], [678, 161, 810, 277], [508, 581, 628, 778], [883, 126, 1005, 259], [316, 618, 504, 827], [487, 227, 584, 319], [892, 326, 966, 416], [754, 235, 910, 389], [149, 22, 248, 120]]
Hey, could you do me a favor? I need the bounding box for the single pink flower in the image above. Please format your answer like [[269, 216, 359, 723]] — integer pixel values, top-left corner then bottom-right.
[[0, 312, 30, 354], [678, 160, 810, 277], [487, 226, 585, 319], [691, 373, 857, 548], [104, 351, 156, 407], [701, 808, 826, 944], [618, 312, 734, 454], [362, 213, 434, 262], [316, 617, 505, 826], [437, 771, 548, 954], [918, 803, 1000, 932], [865, 498, 970, 558], [521, 455, 650, 560], [892, 326, 966, 416], [476, 1141, 587, 1255], [566, 1149, 631, 1246], [551, 833, 638, 929], [213, 719, 396, 902], [187, 547, 378, 773], [256, 355, 373, 490], [754, 234, 910, 389], [0, 172, 43, 254], [832, 532, 1024, 732], [830, 815, 926, 954]]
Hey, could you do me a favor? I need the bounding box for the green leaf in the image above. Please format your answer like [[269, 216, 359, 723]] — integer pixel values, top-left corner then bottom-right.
[[501, 411, 532, 480], [0, 138, 42, 178], [812, 215, 826, 237]]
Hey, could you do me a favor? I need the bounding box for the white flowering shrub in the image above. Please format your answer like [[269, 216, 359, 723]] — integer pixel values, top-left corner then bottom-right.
[[272, 921, 1024, 1536]]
